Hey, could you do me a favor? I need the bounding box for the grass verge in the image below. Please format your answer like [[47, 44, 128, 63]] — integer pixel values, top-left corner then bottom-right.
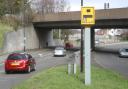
[[12, 66, 128, 89]]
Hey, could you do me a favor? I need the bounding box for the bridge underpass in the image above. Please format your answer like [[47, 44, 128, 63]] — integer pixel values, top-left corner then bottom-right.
[[33, 8, 128, 51], [94, 28, 128, 53], [34, 27, 80, 49], [35, 28, 54, 48]]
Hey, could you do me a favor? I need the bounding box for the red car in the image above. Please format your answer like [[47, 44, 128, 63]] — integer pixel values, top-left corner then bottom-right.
[[4, 53, 36, 74], [65, 42, 73, 49]]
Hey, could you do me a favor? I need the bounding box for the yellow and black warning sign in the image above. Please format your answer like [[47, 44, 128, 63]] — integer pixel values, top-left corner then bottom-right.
[[81, 7, 95, 26]]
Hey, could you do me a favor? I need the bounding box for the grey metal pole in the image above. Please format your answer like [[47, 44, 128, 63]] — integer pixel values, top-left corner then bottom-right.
[[81, 0, 83, 6], [80, 0, 84, 73], [23, 0, 26, 52], [23, 26, 26, 52], [84, 27, 91, 85]]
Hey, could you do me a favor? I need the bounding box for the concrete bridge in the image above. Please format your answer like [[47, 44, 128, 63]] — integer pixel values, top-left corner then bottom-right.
[[4, 8, 128, 53], [33, 8, 128, 29], [32, 8, 128, 50]]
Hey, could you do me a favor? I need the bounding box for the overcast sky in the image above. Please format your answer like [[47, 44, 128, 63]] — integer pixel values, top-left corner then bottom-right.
[[69, 0, 128, 11]]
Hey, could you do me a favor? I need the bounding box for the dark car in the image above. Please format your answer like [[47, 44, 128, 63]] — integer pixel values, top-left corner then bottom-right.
[[4, 53, 36, 74], [65, 42, 73, 49], [119, 48, 128, 58]]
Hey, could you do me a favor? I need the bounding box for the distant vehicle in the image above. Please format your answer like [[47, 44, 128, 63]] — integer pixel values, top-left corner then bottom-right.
[[65, 42, 73, 49], [95, 40, 104, 45], [54, 47, 66, 57], [4, 53, 36, 74], [95, 40, 99, 44], [119, 48, 128, 58]]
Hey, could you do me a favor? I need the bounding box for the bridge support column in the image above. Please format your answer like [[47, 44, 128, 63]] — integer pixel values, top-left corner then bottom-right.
[[47, 30, 54, 47]]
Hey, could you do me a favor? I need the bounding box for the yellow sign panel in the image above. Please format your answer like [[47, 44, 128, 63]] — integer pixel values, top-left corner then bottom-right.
[[81, 7, 95, 26]]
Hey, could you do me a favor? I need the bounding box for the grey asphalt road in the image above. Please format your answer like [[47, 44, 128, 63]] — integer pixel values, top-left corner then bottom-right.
[[0, 49, 73, 89], [93, 52, 128, 78], [95, 42, 128, 52], [0, 44, 128, 89], [94, 42, 128, 78]]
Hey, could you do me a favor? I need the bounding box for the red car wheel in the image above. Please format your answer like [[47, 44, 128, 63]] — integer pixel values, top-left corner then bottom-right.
[[5, 70, 10, 74]]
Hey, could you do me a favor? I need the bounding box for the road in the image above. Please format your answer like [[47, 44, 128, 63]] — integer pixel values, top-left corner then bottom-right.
[[95, 42, 128, 52], [0, 45, 128, 89], [93, 52, 128, 78], [94, 42, 128, 78], [0, 49, 73, 89]]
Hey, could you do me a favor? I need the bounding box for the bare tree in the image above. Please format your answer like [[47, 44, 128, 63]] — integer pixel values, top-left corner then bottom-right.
[[32, 0, 70, 14], [56, 0, 70, 12]]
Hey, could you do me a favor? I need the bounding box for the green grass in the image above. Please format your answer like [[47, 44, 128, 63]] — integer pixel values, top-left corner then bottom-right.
[[0, 23, 13, 48], [12, 66, 128, 89]]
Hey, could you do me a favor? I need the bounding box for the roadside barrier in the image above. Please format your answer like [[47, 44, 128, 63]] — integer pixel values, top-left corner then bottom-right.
[[68, 51, 80, 74]]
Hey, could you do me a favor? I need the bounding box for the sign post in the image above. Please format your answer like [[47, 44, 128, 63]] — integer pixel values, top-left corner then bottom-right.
[[80, 0, 84, 73], [81, 7, 95, 85]]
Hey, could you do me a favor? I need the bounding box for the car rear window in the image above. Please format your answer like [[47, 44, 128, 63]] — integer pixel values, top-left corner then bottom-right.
[[55, 47, 64, 50], [7, 54, 26, 60], [125, 49, 128, 52]]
